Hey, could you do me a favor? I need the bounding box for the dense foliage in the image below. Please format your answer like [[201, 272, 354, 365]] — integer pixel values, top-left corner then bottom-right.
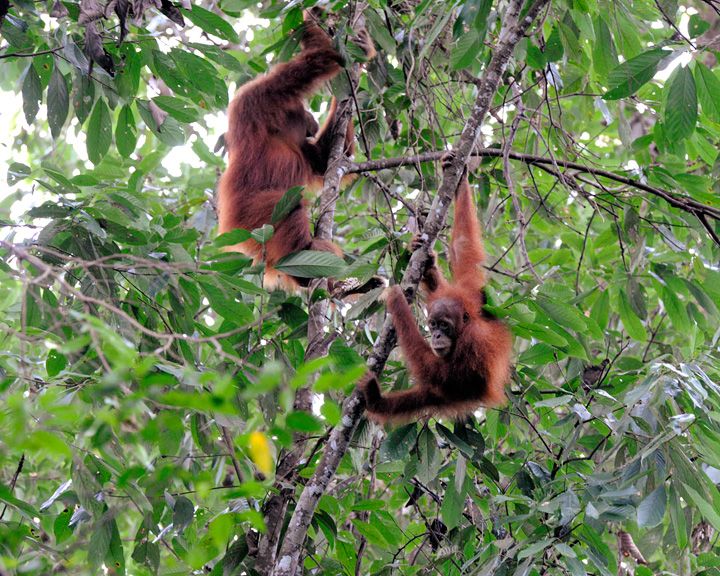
[[1, 0, 720, 574]]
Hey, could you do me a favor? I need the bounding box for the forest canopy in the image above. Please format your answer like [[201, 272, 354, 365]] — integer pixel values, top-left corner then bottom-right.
[[1, 0, 720, 575]]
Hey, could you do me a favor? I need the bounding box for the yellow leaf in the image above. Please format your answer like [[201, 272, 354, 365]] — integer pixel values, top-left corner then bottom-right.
[[248, 431, 273, 476]]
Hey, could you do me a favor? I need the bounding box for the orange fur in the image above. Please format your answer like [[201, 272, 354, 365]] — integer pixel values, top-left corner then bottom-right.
[[359, 165, 512, 424], [217, 13, 360, 289]]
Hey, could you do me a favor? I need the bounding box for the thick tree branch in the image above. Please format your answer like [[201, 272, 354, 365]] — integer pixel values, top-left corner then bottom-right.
[[270, 2, 550, 574], [350, 149, 720, 237]]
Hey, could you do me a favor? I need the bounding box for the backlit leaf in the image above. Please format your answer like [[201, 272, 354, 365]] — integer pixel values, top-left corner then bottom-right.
[[603, 48, 666, 100], [665, 65, 697, 140]]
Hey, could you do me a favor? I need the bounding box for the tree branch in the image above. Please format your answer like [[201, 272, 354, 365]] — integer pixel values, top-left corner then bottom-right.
[[270, 2, 550, 574], [258, 50, 362, 575], [350, 149, 720, 239]]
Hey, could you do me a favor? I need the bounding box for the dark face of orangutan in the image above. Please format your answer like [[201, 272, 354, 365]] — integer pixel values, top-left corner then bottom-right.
[[427, 298, 466, 357]]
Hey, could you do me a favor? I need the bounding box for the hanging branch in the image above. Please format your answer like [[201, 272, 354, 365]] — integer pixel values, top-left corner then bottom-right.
[[270, 2, 550, 574]]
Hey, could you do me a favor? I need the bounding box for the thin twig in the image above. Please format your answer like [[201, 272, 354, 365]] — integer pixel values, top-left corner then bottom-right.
[[0, 454, 25, 520]]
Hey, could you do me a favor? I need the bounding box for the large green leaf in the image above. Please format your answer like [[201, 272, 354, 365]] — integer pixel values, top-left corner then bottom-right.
[[271, 186, 303, 224], [592, 17, 618, 78], [22, 64, 42, 124], [637, 485, 666, 527], [86, 98, 112, 165], [603, 48, 666, 100], [214, 228, 252, 247], [47, 64, 69, 140], [379, 424, 417, 462], [683, 484, 720, 532], [451, 29, 481, 70], [668, 485, 688, 550], [660, 285, 691, 333], [115, 104, 137, 158], [665, 65, 697, 140], [152, 95, 200, 123], [618, 289, 647, 341], [694, 62, 720, 122], [72, 72, 95, 124], [274, 251, 346, 279], [535, 297, 588, 333], [0, 484, 39, 521], [182, 5, 239, 43], [198, 279, 253, 323], [440, 477, 464, 530]]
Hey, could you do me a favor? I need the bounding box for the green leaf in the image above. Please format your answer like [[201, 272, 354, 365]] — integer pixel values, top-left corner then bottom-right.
[[451, 29, 481, 70], [192, 137, 224, 166], [47, 64, 69, 140], [416, 426, 441, 485], [379, 424, 417, 462], [519, 342, 560, 365], [153, 95, 200, 123], [435, 423, 475, 458], [535, 297, 588, 333], [136, 100, 186, 147], [88, 515, 112, 569], [320, 400, 341, 426], [72, 72, 95, 124], [46, 349, 67, 377], [683, 484, 720, 533], [694, 62, 720, 122], [590, 290, 610, 330], [688, 14, 710, 38], [665, 65, 697, 140], [669, 485, 688, 550], [172, 496, 194, 532], [107, 518, 125, 575], [351, 519, 390, 546], [250, 224, 274, 244], [215, 228, 251, 247], [189, 42, 244, 72], [115, 46, 142, 99], [182, 5, 239, 43], [471, 0, 491, 39], [0, 483, 39, 521], [440, 478, 464, 530], [271, 186, 303, 224], [54, 509, 73, 543], [637, 485, 666, 527], [86, 98, 112, 165], [526, 42, 546, 69], [115, 105, 137, 158], [199, 280, 253, 324], [545, 27, 564, 62], [22, 63, 42, 124], [7, 162, 31, 186], [626, 277, 647, 319], [517, 538, 554, 560], [556, 490, 580, 526], [274, 251, 347, 279], [660, 285, 691, 332], [618, 289, 647, 341], [286, 410, 323, 432], [603, 48, 666, 100]]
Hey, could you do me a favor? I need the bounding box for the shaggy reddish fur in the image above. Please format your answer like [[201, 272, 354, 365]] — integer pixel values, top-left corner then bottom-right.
[[360, 166, 512, 423], [217, 13, 356, 289]]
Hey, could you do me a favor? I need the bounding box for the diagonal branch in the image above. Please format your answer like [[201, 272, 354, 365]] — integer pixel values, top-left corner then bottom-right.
[[270, 2, 550, 574]]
